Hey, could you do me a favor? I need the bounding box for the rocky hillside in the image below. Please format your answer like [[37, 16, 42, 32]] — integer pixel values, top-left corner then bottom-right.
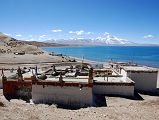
[[0, 32, 43, 54], [23, 41, 66, 47]]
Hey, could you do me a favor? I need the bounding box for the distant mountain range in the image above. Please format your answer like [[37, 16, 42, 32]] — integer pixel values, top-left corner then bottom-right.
[[44, 37, 159, 46], [44, 37, 137, 46], [0, 32, 158, 47]]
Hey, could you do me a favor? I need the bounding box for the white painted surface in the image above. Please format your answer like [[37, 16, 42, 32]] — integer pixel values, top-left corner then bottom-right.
[[45, 77, 88, 83], [157, 70, 159, 88], [93, 84, 134, 96], [121, 69, 127, 82], [122, 66, 158, 72], [32, 85, 93, 108], [127, 71, 158, 91], [94, 76, 125, 82]]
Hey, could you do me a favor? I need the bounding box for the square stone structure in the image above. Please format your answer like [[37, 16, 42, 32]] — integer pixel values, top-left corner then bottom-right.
[[93, 76, 134, 96], [121, 66, 159, 91], [32, 80, 94, 108]]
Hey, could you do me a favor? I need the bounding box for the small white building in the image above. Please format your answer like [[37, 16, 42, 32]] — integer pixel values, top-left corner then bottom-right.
[[32, 84, 94, 108], [31, 77, 94, 108], [121, 66, 159, 92], [93, 76, 134, 96]]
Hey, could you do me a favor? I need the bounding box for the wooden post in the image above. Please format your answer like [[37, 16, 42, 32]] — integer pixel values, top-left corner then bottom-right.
[[17, 67, 23, 81], [88, 68, 93, 84]]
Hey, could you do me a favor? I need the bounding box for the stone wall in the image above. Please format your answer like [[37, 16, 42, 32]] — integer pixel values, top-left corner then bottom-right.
[[127, 71, 158, 91], [93, 82, 134, 97], [32, 84, 94, 108]]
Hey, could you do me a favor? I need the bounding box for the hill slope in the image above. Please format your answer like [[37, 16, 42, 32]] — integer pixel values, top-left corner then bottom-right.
[[0, 32, 66, 54], [0, 32, 43, 54]]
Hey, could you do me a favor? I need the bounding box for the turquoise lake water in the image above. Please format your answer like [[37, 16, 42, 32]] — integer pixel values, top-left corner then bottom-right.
[[42, 46, 159, 68]]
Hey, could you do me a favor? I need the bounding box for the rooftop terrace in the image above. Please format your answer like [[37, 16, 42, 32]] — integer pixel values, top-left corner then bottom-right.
[[122, 66, 158, 72]]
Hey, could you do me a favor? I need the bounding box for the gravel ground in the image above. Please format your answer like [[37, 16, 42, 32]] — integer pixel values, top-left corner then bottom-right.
[[0, 89, 159, 120], [0, 53, 69, 65]]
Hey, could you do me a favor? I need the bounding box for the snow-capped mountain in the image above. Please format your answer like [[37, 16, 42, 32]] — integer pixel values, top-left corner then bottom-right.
[[44, 37, 135, 45]]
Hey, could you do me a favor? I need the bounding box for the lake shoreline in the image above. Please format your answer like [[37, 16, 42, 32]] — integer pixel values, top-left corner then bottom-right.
[[41, 46, 159, 68]]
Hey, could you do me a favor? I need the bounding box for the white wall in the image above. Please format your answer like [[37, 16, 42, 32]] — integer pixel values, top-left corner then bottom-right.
[[32, 85, 94, 108], [121, 69, 127, 82], [157, 70, 159, 88], [93, 84, 134, 96], [127, 71, 158, 91]]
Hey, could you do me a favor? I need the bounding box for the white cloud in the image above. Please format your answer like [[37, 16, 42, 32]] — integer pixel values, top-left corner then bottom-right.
[[69, 30, 92, 36], [51, 29, 62, 32], [86, 32, 93, 35], [76, 30, 84, 35], [39, 35, 47, 38], [38, 35, 47, 41], [3, 33, 11, 36], [103, 32, 110, 35], [143, 34, 154, 39], [69, 30, 84, 35], [15, 34, 22, 37], [25, 38, 34, 41], [69, 31, 74, 34]]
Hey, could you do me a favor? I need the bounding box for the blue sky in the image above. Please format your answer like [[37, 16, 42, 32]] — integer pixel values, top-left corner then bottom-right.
[[0, 0, 159, 44]]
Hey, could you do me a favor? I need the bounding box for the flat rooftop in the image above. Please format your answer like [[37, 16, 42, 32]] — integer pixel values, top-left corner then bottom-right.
[[94, 76, 133, 83], [45, 76, 89, 83], [45, 76, 133, 83], [94, 77, 122, 82], [122, 66, 158, 72]]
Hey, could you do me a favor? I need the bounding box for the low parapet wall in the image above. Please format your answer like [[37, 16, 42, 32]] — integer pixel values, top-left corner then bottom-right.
[[93, 78, 135, 97], [32, 82, 94, 108]]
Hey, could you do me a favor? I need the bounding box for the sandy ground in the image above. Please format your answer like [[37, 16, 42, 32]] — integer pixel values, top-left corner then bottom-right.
[[0, 53, 67, 64], [0, 53, 76, 69], [0, 89, 159, 120]]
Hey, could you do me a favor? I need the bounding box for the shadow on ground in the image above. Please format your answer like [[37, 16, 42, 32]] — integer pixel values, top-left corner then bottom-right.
[[94, 94, 107, 107], [55, 94, 107, 110], [100, 91, 144, 101], [138, 89, 159, 97]]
